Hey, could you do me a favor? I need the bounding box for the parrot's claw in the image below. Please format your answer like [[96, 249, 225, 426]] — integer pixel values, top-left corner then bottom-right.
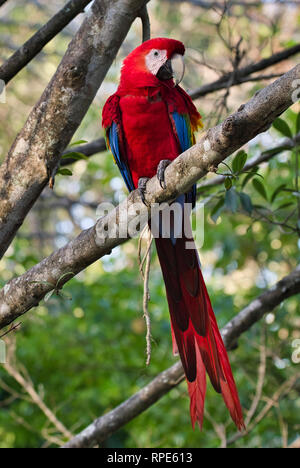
[[138, 177, 150, 206], [157, 160, 171, 189]]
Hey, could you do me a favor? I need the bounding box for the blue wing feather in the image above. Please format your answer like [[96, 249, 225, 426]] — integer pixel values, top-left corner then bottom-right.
[[172, 112, 191, 152], [108, 122, 135, 192], [172, 112, 196, 206]]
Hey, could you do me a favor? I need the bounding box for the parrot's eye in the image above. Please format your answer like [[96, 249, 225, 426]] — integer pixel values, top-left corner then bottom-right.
[[145, 49, 168, 76]]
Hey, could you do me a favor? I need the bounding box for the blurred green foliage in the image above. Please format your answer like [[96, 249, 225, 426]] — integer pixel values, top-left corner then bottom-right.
[[0, 0, 300, 448]]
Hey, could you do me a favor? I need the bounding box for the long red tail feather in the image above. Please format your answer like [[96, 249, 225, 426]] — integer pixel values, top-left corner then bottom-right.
[[155, 227, 245, 430]]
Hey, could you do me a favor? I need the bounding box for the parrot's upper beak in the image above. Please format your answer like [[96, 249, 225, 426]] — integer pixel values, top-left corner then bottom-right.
[[171, 53, 185, 86], [156, 53, 185, 86]]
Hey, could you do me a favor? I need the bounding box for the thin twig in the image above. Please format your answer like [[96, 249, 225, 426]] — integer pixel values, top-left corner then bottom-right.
[[138, 226, 153, 366], [143, 239, 152, 366], [227, 373, 300, 445], [245, 325, 267, 426], [0, 322, 22, 339], [4, 357, 73, 441]]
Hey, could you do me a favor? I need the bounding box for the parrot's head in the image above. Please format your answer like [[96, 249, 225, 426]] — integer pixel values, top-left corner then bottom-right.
[[119, 38, 185, 90]]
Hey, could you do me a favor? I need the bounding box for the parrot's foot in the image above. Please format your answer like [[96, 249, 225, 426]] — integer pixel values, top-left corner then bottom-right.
[[138, 177, 150, 206], [157, 160, 171, 189]]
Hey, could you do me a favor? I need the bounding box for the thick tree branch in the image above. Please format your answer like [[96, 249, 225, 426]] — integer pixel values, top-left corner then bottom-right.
[[0, 65, 299, 330], [62, 266, 300, 448], [0, 0, 93, 84], [0, 0, 150, 260]]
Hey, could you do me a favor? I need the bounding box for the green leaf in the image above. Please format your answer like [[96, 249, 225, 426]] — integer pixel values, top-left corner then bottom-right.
[[252, 178, 268, 201], [56, 272, 75, 288], [220, 161, 233, 173], [57, 168, 73, 176], [61, 152, 88, 161], [273, 118, 293, 139], [210, 197, 225, 223], [275, 202, 294, 211], [224, 177, 233, 190], [242, 171, 257, 188], [296, 111, 300, 134], [69, 140, 88, 147], [271, 184, 287, 203], [239, 192, 253, 214], [44, 290, 55, 302], [232, 150, 247, 173], [253, 204, 267, 211], [225, 188, 239, 213]]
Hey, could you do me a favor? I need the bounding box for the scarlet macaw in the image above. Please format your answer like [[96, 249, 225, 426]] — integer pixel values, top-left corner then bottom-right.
[[102, 38, 244, 430]]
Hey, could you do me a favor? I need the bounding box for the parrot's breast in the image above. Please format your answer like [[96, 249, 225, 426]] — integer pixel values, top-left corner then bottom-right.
[[119, 94, 180, 188]]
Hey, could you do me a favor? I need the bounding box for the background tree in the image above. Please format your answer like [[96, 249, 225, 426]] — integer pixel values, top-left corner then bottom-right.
[[0, 0, 299, 448]]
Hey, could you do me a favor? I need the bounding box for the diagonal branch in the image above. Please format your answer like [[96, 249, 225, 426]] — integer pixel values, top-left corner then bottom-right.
[[0, 65, 299, 330], [60, 138, 107, 166], [0, 0, 150, 260], [162, 0, 262, 8], [198, 131, 300, 192], [0, 0, 93, 84], [190, 43, 300, 100], [62, 266, 300, 448]]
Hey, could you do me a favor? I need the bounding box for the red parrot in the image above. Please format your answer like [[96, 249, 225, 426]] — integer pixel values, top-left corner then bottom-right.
[[102, 38, 244, 430]]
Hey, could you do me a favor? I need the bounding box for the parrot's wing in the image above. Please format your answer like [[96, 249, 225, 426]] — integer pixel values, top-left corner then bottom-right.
[[169, 90, 203, 207], [102, 94, 135, 192]]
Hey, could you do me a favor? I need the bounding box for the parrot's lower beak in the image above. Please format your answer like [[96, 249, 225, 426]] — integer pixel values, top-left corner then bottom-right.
[[156, 54, 185, 86]]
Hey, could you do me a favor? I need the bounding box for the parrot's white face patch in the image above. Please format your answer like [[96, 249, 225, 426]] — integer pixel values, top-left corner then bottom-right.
[[145, 49, 168, 75]]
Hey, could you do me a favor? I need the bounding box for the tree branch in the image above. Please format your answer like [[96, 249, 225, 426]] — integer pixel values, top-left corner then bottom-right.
[[0, 0, 150, 260], [162, 0, 300, 9], [139, 5, 151, 42], [189, 43, 300, 100], [0, 65, 299, 330], [162, 0, 262, 8], [0, 0, 93, 84], [60, 138, 107, 166], [198, 131, 300, 192], [62, 266, 300, 448]]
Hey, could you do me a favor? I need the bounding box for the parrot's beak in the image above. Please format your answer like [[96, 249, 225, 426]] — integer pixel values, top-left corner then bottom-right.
[[171, 53, 185, 86], [156, 54, 185, 85]]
